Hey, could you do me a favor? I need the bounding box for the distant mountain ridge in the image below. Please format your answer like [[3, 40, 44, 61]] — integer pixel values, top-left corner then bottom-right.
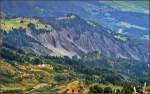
[[0, 14, 148, 61], [1, 0, 149, 40]]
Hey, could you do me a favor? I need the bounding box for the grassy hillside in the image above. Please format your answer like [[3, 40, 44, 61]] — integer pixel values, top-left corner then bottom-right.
[[0, 43, 149, 93], [1, 17, 52, 32], [101, 1, 149, 14]]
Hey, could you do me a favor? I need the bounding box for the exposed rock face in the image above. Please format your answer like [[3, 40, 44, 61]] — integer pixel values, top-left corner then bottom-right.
[[1, 14, 149, 61]]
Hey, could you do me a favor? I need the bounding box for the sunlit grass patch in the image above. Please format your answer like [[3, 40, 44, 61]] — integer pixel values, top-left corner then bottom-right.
[[1, 17, 52, 32], [57, 80, 84, 93]]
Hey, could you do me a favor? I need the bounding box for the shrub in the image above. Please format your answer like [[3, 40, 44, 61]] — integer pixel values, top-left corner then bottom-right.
[[104, 86, 112, 94], [89, 85, 103, 93], [121, 86, 133, 94]]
